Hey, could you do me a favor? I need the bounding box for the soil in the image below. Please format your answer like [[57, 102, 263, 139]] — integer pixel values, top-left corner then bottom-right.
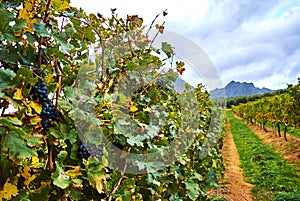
[[209, 122, 254, 201]]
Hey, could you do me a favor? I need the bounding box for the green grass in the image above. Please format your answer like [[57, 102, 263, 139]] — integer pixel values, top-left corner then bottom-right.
[[227, 110, 300, 201]]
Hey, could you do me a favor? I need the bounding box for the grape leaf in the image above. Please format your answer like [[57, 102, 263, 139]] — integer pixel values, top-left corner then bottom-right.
[[50, 0, 70, 12], [22, 166, 36, 186], [13, 88, 23, 100], [7, 131, 36, 159], [0, 68, 15, 94], [161, 42, 174, 58], [85, 157, 105, 194], [127, 135, 147, 147], [0, 179, 18, 200], [185, 179, 200, 200], [129, 106, 138, 112], [29, 101, 42, 113], [52, 161, 71, 189]]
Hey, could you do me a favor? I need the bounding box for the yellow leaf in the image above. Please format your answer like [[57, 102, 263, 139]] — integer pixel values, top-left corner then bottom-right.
[[29, 101, 42, 114], [22, 166, 36, 186], [66, 166, 82, 178], [115, 197, 122, 201], [143, 107, 151, 112], [212, 161, 217, 168], [21, 101, 32, 115], [30, 115, 42, 125], [51, 0, 70, 12], [130, 106, 138, 113], [18, 0, 39, 34], [13, 88, 23, 100], [45, 74, 54, 84], [0, 179, 18, 200], [31, 156, 42, 168], [108, 78, 114, 88]]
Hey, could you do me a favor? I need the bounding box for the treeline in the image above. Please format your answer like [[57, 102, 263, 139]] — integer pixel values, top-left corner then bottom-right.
[[232, 79, 300, 141], [225, 89, 287, 108]]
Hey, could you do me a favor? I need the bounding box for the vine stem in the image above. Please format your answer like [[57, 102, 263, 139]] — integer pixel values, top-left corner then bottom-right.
[[107, 148, 130, 201], [145, 13, 160, 37], [39, 0, 55, 174], [55, 62, 62, 108], [149, 21, 165, 48], [47, 139, 54, 171], [1, 108, 5, 116], [37, 0, 52, 68]]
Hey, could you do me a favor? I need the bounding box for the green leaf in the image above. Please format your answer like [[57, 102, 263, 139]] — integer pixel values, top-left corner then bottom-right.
[[0, 68, 15, 92], [51, 161, 71, 189], [26, 134, 43, 147], [146, 125, 159, 137], [0, 157, 12, 182], [64, 86, 76, 99], [57, 150, 68, 162], [48, 82, 59, 93], [70, 188, 82, 200], [127, 135, 147, 147], [49, 127, 61, 138], [33, 20, 51, 37], [58, 98, 72, 110], [185, 179, 200, 200], [85, 157, 105, 194], [12, 19, 27, 34], [5, 117, 22, 125], [53, 34, 72, 53], [7, 131, 36, 159], [0, 118, 25, 135], [161, 42, 174, 58], [114, 119, 130, 134]]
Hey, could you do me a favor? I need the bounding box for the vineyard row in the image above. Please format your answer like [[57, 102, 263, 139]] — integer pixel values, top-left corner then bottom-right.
[[232, 79, 300, 140]]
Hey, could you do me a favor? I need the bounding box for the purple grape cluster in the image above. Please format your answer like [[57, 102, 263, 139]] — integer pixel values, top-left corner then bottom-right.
[[31, 81, 61, 129], [31, 81, 50, 103], [40, 103, 61, 128], [78, 144, 104, 160], [156, 78, 164, 87]]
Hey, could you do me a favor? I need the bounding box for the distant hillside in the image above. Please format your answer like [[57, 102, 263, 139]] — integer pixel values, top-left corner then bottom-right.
[[210, 81, 274, 98], [174, 78, 194, 92]]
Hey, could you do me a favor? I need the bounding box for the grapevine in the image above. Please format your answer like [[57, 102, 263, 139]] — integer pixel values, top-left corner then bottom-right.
[[0, 1, 226, 200], [232, 80, 300, 141]]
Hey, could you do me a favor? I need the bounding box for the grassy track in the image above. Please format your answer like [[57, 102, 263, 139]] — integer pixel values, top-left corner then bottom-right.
[[227, 110, 300, 201]]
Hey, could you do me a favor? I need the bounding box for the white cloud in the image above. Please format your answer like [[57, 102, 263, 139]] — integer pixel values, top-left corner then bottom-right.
[[71, 0, 208, 26], [71, 0, 300, 90]]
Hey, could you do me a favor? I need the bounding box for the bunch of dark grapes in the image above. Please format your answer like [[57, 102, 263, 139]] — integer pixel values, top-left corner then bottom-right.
[[156, 78, 164, 87], [31, 81, 50, 103], [78, 144, 104, 160], [31, 81, 61, 129], [40, 104, 61, 128]]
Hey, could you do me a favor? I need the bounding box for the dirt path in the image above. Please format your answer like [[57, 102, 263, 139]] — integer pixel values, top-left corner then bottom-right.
[[210, 122, 254, 201], [232, 113, 300, 171]]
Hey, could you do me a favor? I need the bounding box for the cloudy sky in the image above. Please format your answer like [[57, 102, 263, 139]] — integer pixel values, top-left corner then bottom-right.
[[71, 0, 300, 90]]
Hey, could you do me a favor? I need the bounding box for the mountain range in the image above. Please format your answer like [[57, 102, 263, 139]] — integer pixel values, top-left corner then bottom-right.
[[210, 80, 274, 98]]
